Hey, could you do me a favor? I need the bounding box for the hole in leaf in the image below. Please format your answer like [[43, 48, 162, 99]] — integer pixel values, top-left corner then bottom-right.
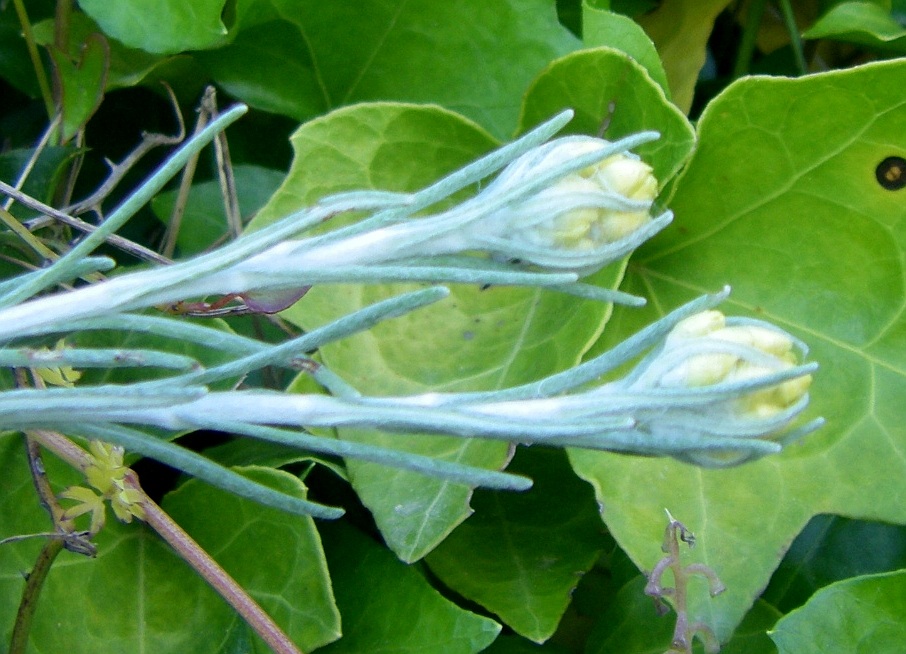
[[876, 156, 906, 191]]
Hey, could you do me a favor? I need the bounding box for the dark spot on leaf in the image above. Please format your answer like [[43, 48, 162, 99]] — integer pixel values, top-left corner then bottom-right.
[[876, 156, 906, 191]]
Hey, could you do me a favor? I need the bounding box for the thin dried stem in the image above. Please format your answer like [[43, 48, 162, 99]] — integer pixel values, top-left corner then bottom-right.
[[63, 85, 186, 217], [11, 0, 54, 119], [161, 87, 213, 258], [2, 181, 172, 265], [203, 88, 242, 238], [645, 512, 723, 654], [1, 115, 61, 213]]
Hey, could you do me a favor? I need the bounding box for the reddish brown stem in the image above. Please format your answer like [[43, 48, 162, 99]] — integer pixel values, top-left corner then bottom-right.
[[133, 472, 304, 654]]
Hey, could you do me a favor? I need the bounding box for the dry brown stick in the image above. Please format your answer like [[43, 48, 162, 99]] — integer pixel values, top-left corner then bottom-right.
[[2, 181, 172, 265], [203, 88, 242, 238], [161, 87, 214, 258], [63, 84, 186, 217], [27, 426, 305, 654]]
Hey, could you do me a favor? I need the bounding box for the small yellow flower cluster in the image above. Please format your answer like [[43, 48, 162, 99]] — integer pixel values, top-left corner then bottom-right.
[[661, 310, 813, 418], [522, 143, 659, 251], [60, 441, 145, 535]]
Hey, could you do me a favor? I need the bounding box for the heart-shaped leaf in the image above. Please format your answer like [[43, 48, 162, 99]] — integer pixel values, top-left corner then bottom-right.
[[248, 103, 622, 562], [570, 58, 906, 641], [581, 3, 670, 95], [770, 570, 906, 653], [248, 62, 692, 561], [425, 449, 605, 642], [50, 33, 109, 142]]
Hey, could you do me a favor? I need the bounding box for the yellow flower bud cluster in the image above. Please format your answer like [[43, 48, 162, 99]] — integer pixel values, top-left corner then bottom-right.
[[661, 310, 812, 419], [515, 141, 659, 252]]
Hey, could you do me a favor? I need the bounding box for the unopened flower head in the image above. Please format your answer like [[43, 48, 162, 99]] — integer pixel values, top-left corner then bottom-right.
[[656, 310, 812, 416], [463, 135, 666, 273], [83, 440, 128, 496], [211, 129, 669, 306], [620, 309, 817, 466]]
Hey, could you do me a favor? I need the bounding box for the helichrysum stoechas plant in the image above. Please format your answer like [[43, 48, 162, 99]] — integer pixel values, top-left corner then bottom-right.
[[1, 106, 821, 654], [0, 108, 821, 517]]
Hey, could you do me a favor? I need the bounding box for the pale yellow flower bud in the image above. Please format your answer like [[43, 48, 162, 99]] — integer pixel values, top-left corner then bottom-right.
[[728, 362, 813, 418], [588, 154, 659, 201], [668, 310, 725, 340], [110, 487, 146, 523], [658, 311, 812, 418], [710, 324, 795, 359], [509, 142, 660, 256]]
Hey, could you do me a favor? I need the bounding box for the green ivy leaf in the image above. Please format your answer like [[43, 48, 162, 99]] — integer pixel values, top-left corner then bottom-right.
[[197, 0, 579, 138], [194, 19, 327, 121], [78, 0, 229, 54], [32, 12, 174, 91], [50, 33, 109, 142], [246, 42, 693, 563], [162, 466, 341, 652], [581, 3, 670, 95], [317, 519, 500, 653], [425, 449, 605, 643], [770, 571, 906, 653], [0, 437, 276, 652], [518, 46, 694, 186], [569, 58, 906, 642], [804, 1, 906, 52]]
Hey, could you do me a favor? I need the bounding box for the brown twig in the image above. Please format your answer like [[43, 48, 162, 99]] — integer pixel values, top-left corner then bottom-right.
[[21, 434, 96, 557], [136, 476, 305, 654], [8, 537, 64, 654], [62, 84, 186, 217], [8, 374, 95, 654], [204, 88, 242, 239], [2, 181, 172, 265], [161, 87, 214, 258]]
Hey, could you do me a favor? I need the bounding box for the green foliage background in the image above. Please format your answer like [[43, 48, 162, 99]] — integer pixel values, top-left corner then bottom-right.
[[1, 0, 905, 652]]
